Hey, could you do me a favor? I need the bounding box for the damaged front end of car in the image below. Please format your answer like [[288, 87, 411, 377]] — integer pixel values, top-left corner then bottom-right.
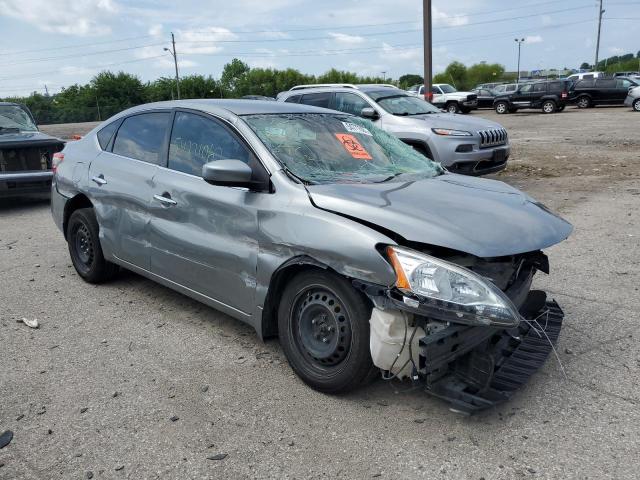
[[355, 246, 564, 414]]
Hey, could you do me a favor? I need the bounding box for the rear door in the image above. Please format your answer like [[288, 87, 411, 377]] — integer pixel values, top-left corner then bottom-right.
[[149, 110, 268, 315], [595, 79, 617, 103], [530, 83, 547, 107], [88, 111, 171, 269]]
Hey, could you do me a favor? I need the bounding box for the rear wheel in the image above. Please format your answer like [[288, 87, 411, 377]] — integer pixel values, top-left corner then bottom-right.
[[576, 96, 591, 109], [542, 100, 556, 114], [67, 208, 119, 283], [278, 270, 376, 393], [446, 102, 460, 114], [495, 101, 509, 114], [633, 98, 640, 112]]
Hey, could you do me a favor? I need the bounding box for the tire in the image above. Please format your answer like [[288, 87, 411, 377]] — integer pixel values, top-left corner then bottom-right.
[[542, 100, 556, 114], [633, 98, 640, 112], [277, 269, 376, 393], [508, 107, 518, 113], [446, 102, 460, 114], [495, 101, 509, 114], [67, 208, 119, 283], [460, 107, 471, 114], [576, 96, 591, 109]]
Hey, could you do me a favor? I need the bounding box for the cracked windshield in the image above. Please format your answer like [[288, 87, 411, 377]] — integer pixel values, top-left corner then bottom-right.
[[244, 113, 443, 184]]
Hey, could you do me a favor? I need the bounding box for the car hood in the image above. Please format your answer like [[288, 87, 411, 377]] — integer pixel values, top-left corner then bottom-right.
[[0, 130, 64, 148], [307, 174, 573, 258], [406, 112, 504, 131]]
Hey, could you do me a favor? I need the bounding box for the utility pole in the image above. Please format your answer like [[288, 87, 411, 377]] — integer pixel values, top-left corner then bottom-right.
[[515, 38, 525, 82], [381, 71, 387, 82], [164, 33, 181, 100], [423, 0, 432, 101], [96, 96, 101, 121], [44, 84, 49, 96], [594, 0, 604, 70]]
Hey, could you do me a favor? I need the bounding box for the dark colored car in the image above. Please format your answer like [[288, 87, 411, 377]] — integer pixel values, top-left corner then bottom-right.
[[571, 77, 639, 108], [472, 88, 498, 109], [493, 80, 572, 114], [0, 102, 64, 198]]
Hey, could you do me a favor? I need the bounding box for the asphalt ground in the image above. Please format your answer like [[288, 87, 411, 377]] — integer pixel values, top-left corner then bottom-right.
[[1, 106, 638, 479]]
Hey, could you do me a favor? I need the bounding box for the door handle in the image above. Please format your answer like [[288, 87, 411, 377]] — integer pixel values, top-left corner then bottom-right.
[[92, 175, 107, 186], [153, 194, 177, 206]]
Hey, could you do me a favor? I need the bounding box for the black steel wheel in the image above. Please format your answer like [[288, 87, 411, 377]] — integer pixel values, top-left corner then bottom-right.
[[67, 208, 119, 283], [278, 270, 376, 393]]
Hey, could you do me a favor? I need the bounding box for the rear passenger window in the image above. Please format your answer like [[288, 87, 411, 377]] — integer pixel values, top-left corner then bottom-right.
[[97, 121, 119, 150], [597, 79, 616, 88], [533, 83, 546, 93], [548, 82, 563, 92], [334, 92, 370, 116], [284, 95, 301, 104], [112, 112, 171, 165], [299, 92, 332, 109], [168, 112, 254, 176]]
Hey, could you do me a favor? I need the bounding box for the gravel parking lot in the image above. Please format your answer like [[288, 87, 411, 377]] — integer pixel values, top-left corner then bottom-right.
[[1, 106, 639, 479]]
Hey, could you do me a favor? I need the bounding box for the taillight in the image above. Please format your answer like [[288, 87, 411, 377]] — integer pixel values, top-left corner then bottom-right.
[[561, 91, 568, 99], [70, 135, 82, 141], [52, 152, 64, 174], [425, 92, 434, 102]]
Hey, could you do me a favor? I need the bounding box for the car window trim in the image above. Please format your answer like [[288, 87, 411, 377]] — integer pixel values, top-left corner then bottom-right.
[[110, 109, 173, 165], [168, 107, 272, 187]]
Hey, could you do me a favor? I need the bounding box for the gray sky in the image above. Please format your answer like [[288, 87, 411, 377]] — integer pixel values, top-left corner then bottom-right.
[[0, 0, 637, 96]]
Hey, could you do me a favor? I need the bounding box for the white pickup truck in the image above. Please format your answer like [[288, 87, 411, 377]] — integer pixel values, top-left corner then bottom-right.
[[407, 83, 478, 114]]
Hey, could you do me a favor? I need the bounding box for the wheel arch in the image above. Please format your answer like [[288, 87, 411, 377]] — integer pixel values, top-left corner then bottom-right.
[[259, 255, 375, 340], [63, 193, 94, 240]]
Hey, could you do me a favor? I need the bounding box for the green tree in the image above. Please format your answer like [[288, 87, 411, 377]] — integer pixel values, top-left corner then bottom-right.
[[398, 74, 423, 90], [466, 62, 505, 89], [580, 62, 591, 70], [220, 59, 251, 95]]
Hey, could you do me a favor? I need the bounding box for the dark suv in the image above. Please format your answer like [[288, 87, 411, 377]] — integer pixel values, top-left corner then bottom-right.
[[493, 80, 572, 114], [571, 77, 639, 108]]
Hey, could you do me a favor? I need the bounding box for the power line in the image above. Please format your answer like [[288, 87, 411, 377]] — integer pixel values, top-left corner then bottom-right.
[[0, 42, 167, 68], [0, 54, 169, 82], [0, 34, 158, 57]]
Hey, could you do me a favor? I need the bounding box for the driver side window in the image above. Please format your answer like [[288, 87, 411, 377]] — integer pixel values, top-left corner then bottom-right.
[[334, 93, 371, 116], [168, 112, 253, 177]]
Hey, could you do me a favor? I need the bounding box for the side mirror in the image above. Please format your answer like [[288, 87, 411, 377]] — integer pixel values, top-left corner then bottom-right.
[[202, 159, 253, 188], [360, 107, 379, 119]]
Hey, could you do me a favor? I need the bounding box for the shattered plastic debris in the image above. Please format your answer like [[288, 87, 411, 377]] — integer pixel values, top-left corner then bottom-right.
[[20, 318, 39, 329]]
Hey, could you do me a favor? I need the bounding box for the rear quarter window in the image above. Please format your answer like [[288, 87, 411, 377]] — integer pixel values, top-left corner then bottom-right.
[[284, 95, 301, 104], [96, 121, 119, 150], [299, 92, 333, 108]]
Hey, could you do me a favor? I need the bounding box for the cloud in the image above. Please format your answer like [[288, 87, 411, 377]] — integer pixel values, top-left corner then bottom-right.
[[0, 0, 118, 36], [380, 42, 422, 62], [526, 35, 543, 44], [328, 32, 366, 45], [148, 24, 163, 37], [541, 15, 553, 26], [608, 46, 625, 55], [433, 7, 469, 27], [176, 27, 237, 55]]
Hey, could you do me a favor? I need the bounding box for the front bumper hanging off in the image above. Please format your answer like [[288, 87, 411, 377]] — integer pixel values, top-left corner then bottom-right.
[[423, 298, 564, 414]]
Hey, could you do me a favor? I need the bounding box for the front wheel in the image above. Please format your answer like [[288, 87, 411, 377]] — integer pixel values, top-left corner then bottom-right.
[[278, 270, 376, 393], [542, 100, 556, 114], [633, 98, 640, 112], [67, 208, 119, 283], [446, 102, 460, 114], [495, 101, 509, 114]]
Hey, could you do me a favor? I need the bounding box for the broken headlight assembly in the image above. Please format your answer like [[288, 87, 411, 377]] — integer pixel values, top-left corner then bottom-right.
[[385, 246, 521, 328]]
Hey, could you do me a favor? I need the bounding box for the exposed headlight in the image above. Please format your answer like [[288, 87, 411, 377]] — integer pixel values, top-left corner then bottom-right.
[[432, 128, 472, 136], [386, 246, 520, 327]]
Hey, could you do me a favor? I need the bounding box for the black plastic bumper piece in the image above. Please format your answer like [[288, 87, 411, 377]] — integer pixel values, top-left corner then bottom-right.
[[425, 299, 564, 414]]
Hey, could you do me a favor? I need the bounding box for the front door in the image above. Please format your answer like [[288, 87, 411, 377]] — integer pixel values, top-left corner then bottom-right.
[[511, 84, 532, 108], [88, 111, 172, 269], [149, 110, 269, 315]]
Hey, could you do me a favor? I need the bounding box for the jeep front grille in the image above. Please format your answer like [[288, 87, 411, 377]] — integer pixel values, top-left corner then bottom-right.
[[478, 128, 508, 148]]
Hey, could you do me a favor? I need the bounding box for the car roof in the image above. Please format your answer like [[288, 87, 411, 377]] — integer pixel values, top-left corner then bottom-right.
[[0, 102, 21, 106], [112, 99, 336, 119]]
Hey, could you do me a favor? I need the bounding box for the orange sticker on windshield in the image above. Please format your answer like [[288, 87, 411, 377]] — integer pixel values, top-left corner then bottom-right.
[[335, 133, 372, 160]]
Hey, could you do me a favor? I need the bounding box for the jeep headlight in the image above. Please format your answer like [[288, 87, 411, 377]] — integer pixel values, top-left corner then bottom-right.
[[432, 128, 472, 136], [386, 246, 520, 327]]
